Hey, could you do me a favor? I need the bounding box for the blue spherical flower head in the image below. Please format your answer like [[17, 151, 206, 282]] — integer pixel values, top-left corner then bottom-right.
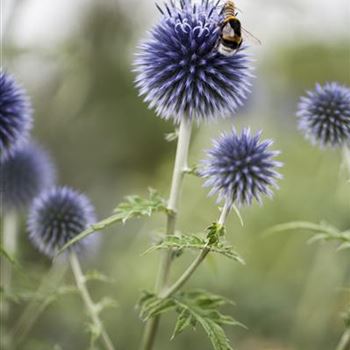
[[28, 187, 96, 258], [200, 129, 282, 206], [134, 0, 252, 123], [297, 82, 350, 147], [1, 141, 56, 211], [0, 71, 33, 160]]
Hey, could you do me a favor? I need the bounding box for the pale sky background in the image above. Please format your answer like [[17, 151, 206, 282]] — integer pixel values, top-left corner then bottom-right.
[[3, 0, 350, 52]]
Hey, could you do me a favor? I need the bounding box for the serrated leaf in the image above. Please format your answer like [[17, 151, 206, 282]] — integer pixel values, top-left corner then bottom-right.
[[138, 290, 243, 350], [144, 233, 244, 264], [113, 188, 168, 222], [171, 308, 194, 339], [58, 189, 168, 254]]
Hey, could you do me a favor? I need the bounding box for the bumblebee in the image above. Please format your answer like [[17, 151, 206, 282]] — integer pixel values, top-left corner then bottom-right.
[[217, 0, 261, 56]]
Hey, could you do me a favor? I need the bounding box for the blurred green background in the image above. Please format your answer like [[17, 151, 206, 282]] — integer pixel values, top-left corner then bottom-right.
[[3, 0, 350, 349]]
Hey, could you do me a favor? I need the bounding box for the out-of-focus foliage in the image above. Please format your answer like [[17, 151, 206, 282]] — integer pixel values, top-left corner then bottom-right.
[[3, 0, 350, 349]]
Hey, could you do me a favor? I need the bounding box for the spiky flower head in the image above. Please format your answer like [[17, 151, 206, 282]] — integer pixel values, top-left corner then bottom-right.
[[1, 142, 55, 211], [134, 0, 252, 123], [200, 128, 282, 206], [0, 71, 32, 160], [28, 187, 96, 258], [297, 82, 350, 147]]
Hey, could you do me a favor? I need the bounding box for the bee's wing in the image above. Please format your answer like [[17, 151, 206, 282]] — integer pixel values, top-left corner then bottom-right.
[[241, 27, 262, 45]]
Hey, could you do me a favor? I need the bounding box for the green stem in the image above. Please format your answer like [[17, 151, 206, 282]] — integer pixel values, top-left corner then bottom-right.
[[336, 328, 350, 350], [141, 118, 192, 350], [69, 253, 116, 350], [11, 262, 67, 347], [161, 201, 231, 299], [1, 211, 18, 349]]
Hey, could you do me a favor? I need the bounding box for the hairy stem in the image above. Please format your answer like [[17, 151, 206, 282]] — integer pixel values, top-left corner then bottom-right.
[[0, 212, 18, 349], [336, 328, 350, 350], [69, 253, 116, 350], [141, 118, 192, 350], [11, 262, 67, 347], [161, 201, 231, 299]]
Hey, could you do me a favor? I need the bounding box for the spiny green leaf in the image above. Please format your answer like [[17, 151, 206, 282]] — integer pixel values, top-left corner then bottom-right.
[[58, 189, 168, 254], [138, 290, 243, 350], [171, 308, 195, 339], [113, 188, 168, 222], [144, 233, 244, 264]]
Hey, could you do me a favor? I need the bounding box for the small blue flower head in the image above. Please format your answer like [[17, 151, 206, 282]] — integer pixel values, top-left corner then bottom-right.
[[297, 82, 350, 147], [134, 0, 252, 123], [200, 128, 282, 206], [28, 187, 96, 258], [0, 71, 33, 160], [1, 141, 55, 211]]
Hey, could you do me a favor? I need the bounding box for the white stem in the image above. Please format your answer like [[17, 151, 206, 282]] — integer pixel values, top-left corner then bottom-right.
[[156, 117, 193, 291], [1, 212, 18, 318], [141, 118, 193, 350], [336, 328, 350, 350], [69, 253, 116, 350], [218, 201, 232, 226], [167, 117, 193, 212], [343, 146, 350, 178]]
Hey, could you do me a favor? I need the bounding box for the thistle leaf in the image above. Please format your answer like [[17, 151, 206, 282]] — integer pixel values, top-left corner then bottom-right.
[[264, 221, 350, 250], [138, 290, 243, 350], [144, 233, 244, 264], [113, 188, 168, 222], [58, 189, 168, 254]]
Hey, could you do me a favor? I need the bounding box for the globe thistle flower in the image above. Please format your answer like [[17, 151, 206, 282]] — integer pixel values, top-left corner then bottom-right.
[[134, 0, 252, 123], [200, 128, 282, 206], [28, 187, 96, 258], [297, 82, 350, 147], [0, 71, 32, 160], [1, 142, 55, 211]]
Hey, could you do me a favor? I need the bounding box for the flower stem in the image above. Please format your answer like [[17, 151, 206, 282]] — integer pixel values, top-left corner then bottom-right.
[[0, 211, 18, 349], [141, 118, 192, 350], [69, 253, 116, 350], [336, 328, 350, 350], [161, 201, 231, 299]]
